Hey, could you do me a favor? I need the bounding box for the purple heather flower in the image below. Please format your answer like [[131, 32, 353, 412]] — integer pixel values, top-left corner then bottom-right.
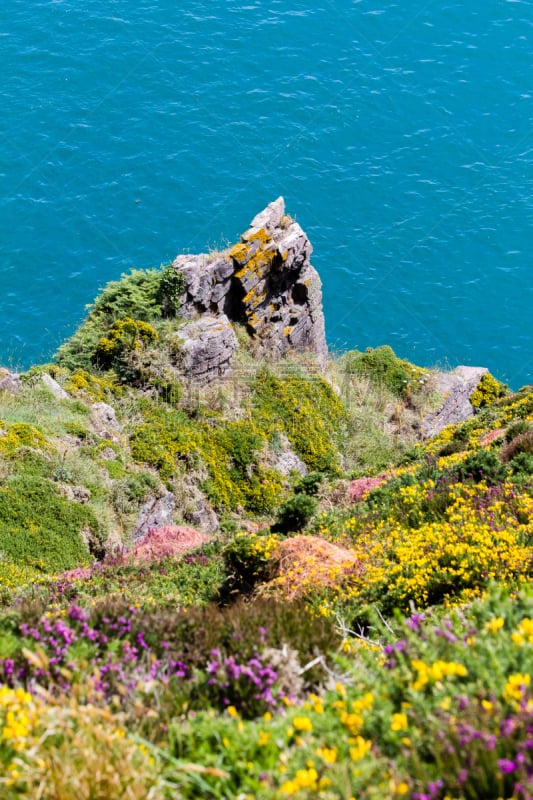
[[457, 768, 468, 785], [457, 695, 470, 711], [501, 718, 516, 737], [406, 613, 425, 632], [498, 759, 517, 774]]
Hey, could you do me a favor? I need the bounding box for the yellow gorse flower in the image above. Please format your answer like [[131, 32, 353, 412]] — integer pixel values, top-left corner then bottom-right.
[[292, 716, 313, 733], [391, 712, 408, 731], [349, 736, 372, 761], [485, 617, 505, 634], [411, 659, 467, 690], [503, 673, 531, 703], [512, 618, 533, 646], [281, 767, 319, 795]]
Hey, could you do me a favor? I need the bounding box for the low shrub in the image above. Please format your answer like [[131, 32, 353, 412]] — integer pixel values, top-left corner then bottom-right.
[[130, 400, 285, 513], [502, 428, 533, 463], [222, 532, 278, 596], [272, 493, 318, 534], [293, 471, 324, 496], [470, 372, 508, 408], [156, 264, 185, 318], [94, 316, 159, 377], [0, 474, 97, 573], [55, 266, 184, 372], [342, 345, 426, 399], [454, 449, 508, 485], [509, 451, 533, 477]]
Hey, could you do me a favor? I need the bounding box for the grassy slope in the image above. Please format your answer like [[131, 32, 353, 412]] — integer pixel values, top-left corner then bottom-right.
[[0, 267, 532, 798]]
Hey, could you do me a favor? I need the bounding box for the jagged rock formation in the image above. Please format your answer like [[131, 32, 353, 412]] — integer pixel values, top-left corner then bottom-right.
[[132, 491, 176, 544], [422, 365, 489, 437], [174, 197, 328, 382], [178, 314, 238, 385]]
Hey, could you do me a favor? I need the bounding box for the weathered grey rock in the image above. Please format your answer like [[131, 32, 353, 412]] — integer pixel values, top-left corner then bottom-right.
[[41, 373, 69, 400], [99, 446, 117, 461], [178, 314, 238, 384], [248, 196, 285, 233], [59, 485, 91, 504], [172, 473, 219, 533], [271, 435, 308, 476], [422, 366, 489, 437], [132, 491, 175, 544], [172, 197, 328, 378], [90, 402, 120, 435], [0, 371, 21, 395], [184, 500, 219, 532]]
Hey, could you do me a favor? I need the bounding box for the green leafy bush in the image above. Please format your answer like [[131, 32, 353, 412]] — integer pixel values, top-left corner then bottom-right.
[[94, 317, 159, 381], [55, 266, 183, 371], [272, 493, 318, 534], [509, 451, 533, 477], [454, 449, 508, 485], [156, 264, 185, 318], [293, 471, 324, 496], [470, 372, 508, 409], [222, 533, 276, 597], [0, 475, 96, 572], [342, 345, 425, 398]]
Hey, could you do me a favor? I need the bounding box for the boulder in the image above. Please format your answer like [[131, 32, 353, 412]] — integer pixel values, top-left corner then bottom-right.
[[178, 314, 238, 385], [132, 491, 176, 544], [422, 366, 489, 437], [270, 435, 308, 476], [41, 373, 69, 400], [90, 402, 121, 439], [59, 485, 91, 504], [0, 371, 21, 395]]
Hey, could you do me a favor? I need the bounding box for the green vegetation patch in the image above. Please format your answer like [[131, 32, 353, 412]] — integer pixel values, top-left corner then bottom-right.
[[0, 422, 51, 458], [470, 372, 509, 408], [342, 345, 427, 398], [0, 474, 96, 573], [56, 265, 184, 372], [129, 400, 284, 513], [252, 366, 346, 473]]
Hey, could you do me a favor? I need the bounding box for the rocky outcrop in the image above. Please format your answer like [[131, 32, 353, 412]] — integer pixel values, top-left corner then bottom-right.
[[41, 373, 69, 400], [90, 402, 121, 440], [422, 366, 488, 437], [173, 197, 328, 382], [132, 491, 176, 544], [0, 371, 21, 395], [178, 314, 238, 385], [269, 434, 308, 476]]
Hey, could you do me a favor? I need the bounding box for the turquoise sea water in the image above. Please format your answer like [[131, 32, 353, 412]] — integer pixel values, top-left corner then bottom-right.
[[1, 1, 532, 386]]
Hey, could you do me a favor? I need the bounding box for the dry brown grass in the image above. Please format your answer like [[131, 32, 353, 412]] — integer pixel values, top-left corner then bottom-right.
[[265, 535, 359, 600], [127, 525, 211, 565]]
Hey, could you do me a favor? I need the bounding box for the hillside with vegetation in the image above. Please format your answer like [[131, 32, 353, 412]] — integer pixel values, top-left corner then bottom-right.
[[0, 235, 532, 798]]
